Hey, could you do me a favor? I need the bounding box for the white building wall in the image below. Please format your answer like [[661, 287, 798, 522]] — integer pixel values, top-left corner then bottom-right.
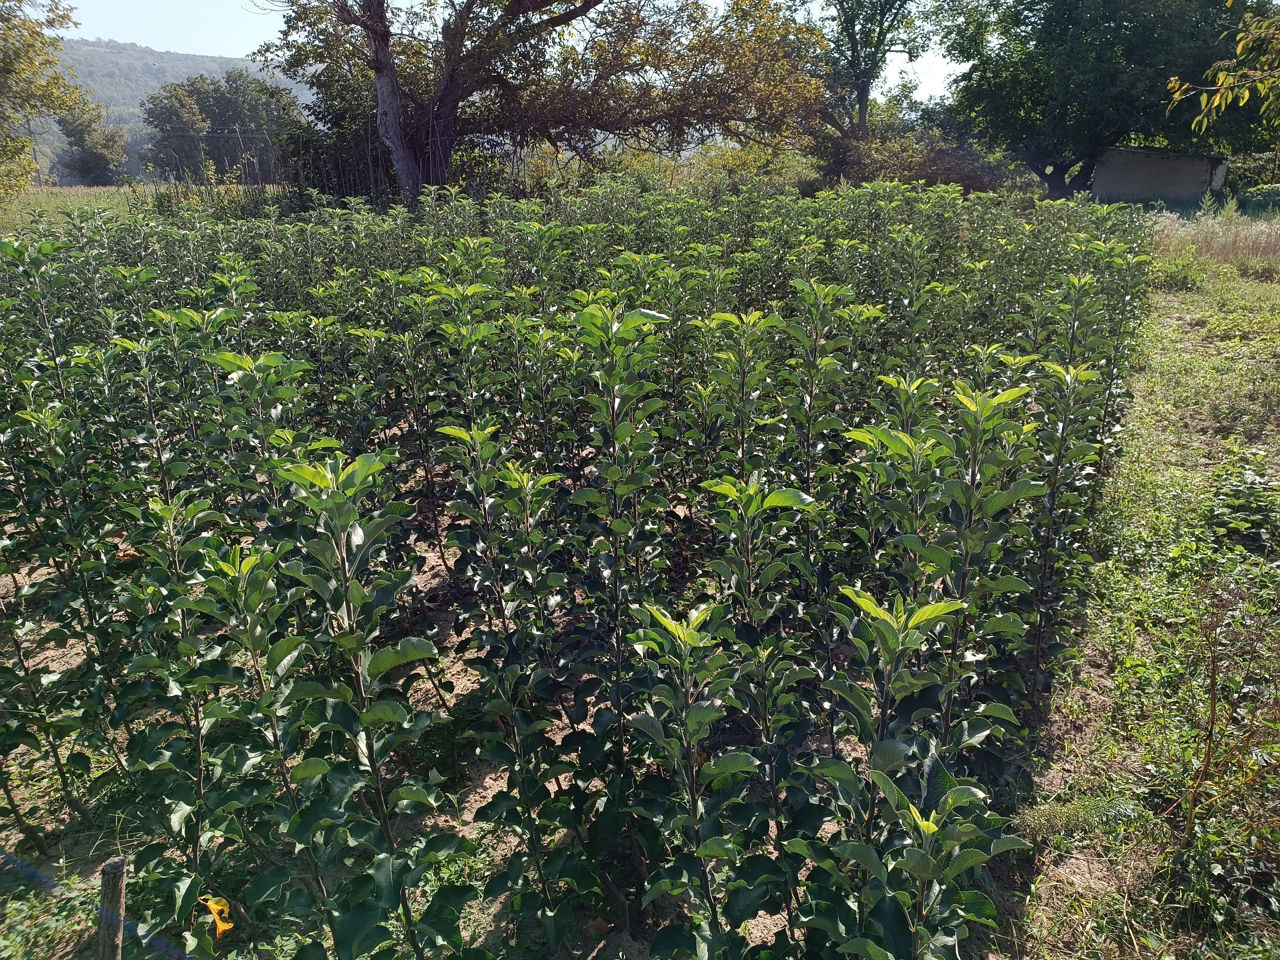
[[1091, 149, 1228, 203]]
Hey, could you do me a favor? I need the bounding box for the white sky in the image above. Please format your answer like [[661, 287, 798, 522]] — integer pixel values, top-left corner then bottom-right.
[[884, 50, 962, 102], [63, 0, 285, 58]]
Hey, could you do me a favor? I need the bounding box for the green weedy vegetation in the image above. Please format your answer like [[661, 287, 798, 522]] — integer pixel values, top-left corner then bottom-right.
[[0, 181, 1161, 959], [1003, 259, 1280, 960]]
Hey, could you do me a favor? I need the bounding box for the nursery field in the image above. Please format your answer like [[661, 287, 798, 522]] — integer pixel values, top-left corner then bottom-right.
[[0, 182, 1157, 959]]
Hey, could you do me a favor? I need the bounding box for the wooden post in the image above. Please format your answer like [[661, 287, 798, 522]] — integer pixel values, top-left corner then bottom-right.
[[97, 858, 126, 960]]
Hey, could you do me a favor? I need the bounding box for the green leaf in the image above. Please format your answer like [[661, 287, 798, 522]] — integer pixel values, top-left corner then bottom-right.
[[649, 923, 696, 959], [290, 758, 331, 783], [643, 605, 685, 640], [943, 847, 990, 880], [761, 488, 815, 511], [169, 800, 196, 834], [629, 713, 676, 759], [839, 587, 896, 625], [898, 846, 940, 880], [360, 701, 409, 728], [811, 756, 860, 792], [993, 386, 1030, 406], [990, 835, 1032, 856], [907, 601, 965, 629], [974, 701, 1021, 726], [367, 637, 438, 682], [172, 873, 202, 925], [957, 890, 999, 926], [685, 702, 723, 739], [869, 739, 911, 773], [277, 463, 332, 490], [267, 635, 308, 677], [839, 938, 893, 960], [696, 836, 736, 860], [333, 903, 391, 960], [830, 841, 886, 884], [338, 453, 385, 492], [389, 784, 438, 811], [127, 654, 166, 675], [702, 481, 740, 499], [701, 750, 757, 781]]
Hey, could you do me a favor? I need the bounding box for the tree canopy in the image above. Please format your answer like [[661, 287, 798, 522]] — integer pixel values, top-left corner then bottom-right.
[[141, 70, 303, 183], [0, 0, 83, 199], [949, 0, 1272, 196], [259, 0, 825, 202], [55, 98, 125, 185], [821, 0, 929, 142], [1171, 9, 1280, 131]]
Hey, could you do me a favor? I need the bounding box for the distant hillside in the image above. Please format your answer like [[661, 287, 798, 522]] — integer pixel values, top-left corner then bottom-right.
[[58, 37, 307, 124], [23, 38, 309, 183]]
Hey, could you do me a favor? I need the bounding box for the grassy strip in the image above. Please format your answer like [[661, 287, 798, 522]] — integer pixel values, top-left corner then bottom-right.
[[0, 187, 136, 234], [1002, 267, 1280, 959]]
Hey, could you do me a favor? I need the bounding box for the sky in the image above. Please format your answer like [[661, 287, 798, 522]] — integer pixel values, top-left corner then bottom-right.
[[61, 0, 960, 98], [63, 0, 286, 58], [885, 50, 959, 102]]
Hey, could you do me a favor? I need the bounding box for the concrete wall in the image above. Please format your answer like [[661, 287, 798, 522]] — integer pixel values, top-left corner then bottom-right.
[[1091, 149, 1228, 203]]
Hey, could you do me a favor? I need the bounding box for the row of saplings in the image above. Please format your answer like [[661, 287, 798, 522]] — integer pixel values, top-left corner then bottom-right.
[[0, 189, 1141, 958], [2, 344, 1108, 960]]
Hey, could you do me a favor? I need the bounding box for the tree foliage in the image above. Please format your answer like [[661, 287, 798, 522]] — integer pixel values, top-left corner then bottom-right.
[[1171, 9, 1280, 131], [950, 0, 1268, 197], [55, 99, 125, 185], [822, 0, 929, 142], [259, 0, 825, 202], [140, 83, 209, 181], [0, 0, 83, 200], [141, 70, 303, 183]]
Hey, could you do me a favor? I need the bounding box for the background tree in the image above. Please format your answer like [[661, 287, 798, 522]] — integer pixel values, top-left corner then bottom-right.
[[54, 99, 125, 185], [142, 70, 302, 183], [822, 0, 929, 143], [810, 82, 1025, 189], [141, 84, 209, 181], [259, 0, 825, 202], [0, 0, 83, 200], [949, 0, 1273, 197], [509, 0, 825, 161]]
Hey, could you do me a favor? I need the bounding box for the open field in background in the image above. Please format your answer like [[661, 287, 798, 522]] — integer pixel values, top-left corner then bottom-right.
[[0, 187, 1275, 960], [0, 186, 137, 233], [0, 184, 299, 234]]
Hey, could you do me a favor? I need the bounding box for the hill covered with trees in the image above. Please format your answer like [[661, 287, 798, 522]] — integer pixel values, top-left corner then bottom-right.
[[57, 37, 304, 125]]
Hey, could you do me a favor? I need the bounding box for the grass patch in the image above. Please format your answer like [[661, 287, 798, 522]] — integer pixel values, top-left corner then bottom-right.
[[1154, 209, 1280, 283], [1002, 254, 1280, 959], [0, 186, 136, 234], [0, 862, 97, 960]]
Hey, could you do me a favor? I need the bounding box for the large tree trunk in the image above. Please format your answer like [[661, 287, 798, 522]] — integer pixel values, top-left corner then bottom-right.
[[365, 16, 424, 205], [1038, 165, 1068, 199], [1066, 161, 1096, 196], [1036, 160, 1097, 200], [419, 73, 464, 190], [423, 120, 455, 188], [340, 0, 608, 200]]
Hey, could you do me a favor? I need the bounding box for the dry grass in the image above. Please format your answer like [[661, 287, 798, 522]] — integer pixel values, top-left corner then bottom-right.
[[0, 186, 137, 235], [1154, 209, 1280, 281]]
